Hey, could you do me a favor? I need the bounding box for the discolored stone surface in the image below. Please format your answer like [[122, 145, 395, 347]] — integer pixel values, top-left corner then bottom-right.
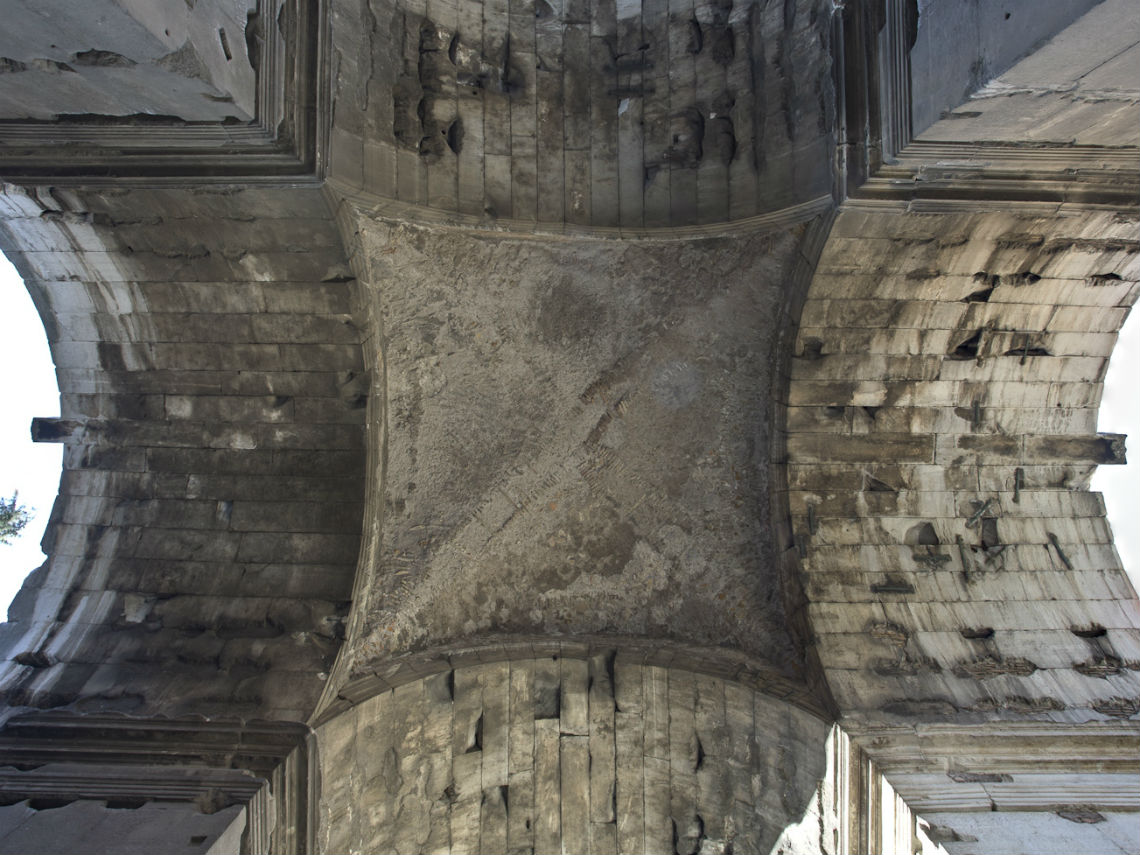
[[325, 0, 837, 227], [341, 211, 819, 675], [0, 184, 365, 722], [314, 657, 834, 855]]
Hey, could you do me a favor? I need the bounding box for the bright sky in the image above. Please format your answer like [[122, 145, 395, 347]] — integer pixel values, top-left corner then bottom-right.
[[0, 253, 1137, 614]]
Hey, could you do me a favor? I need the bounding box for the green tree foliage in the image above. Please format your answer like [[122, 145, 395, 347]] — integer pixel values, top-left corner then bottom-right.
[[0, 492, 31, 545]]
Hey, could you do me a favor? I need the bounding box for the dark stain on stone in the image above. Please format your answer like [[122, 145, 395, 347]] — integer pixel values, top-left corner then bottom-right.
[[663, 106, 704, 167], [534, 673, 560, 719]]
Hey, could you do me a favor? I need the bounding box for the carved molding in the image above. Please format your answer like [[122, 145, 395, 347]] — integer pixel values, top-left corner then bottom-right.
[[837, 0, 1139, 206], [0, 0, 322, 182], [0, 713, 312, 853], [0, 713, 307, 775]]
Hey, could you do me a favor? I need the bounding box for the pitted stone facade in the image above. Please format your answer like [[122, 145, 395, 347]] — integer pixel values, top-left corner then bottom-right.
[[0, 0, 1137, 853]]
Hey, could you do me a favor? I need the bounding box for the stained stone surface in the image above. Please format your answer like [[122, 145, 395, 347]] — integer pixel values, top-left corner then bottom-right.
[[326, 0, 837, 226], [314, 656, 834, 855], [342, 209, 818, 675], [0, 184, 364, 722]]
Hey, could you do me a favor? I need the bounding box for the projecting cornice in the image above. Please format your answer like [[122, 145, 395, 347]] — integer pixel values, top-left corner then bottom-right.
[[857, 141, 1140, 207], [0, 0, 323, 182]]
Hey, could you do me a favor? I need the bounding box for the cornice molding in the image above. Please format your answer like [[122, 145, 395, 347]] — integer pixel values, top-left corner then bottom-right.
[[325, 177, 836, 241], [0, 714, 311, 851], [0, 713, 308, 776], [312, 633, 837, 728], [0, 0, 322, 182], [845, 720, 1140, 776], [857, 141, 1140, 206], [836, 0, 1139, 207]]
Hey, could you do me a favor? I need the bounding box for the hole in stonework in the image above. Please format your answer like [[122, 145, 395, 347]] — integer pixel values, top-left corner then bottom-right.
[[962, 286, 993, 303], [980, 517, 1000, 550], [465, 713, 484, 753], [1004, 11, 1011, 19], [1091, 272, 1123, 284], [1004, 345, 1051, 357], [1071, 625, 1107, 639], [907, 522, 941, 546], [1057, 808, 1106, 824], [446, 118, 464, 155], [948, 329, 983, 360], [961, 627, 994, 639], [801, 338, 824, 359], [864, 475, 895, 493], [189, 836, 208, 846], [106, 798, 148, 809], [28, 798, 73, 811], [823, 405, 846, 418], [1021, 272, 1041, 284], [218, 28, 232, 61], [534, 680, 560, 719], [862, 406, 880, 420]]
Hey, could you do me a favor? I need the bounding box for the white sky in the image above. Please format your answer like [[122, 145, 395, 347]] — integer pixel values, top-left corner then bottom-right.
[[0, 253, 1137, 613]]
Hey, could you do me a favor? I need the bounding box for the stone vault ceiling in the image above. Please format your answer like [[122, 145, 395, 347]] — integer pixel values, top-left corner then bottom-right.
[[0, 0, 1136, 852]]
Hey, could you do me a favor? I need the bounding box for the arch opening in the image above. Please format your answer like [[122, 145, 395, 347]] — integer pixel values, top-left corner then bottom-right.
[[0, 251, 61, 616]]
